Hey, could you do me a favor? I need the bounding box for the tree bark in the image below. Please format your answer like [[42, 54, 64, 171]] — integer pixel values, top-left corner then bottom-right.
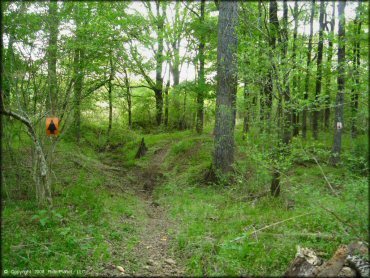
[[107, 54, 114, 137], [1, 108, 52, 206], [213, 1, 238, 174], [123, 68, 132, 129], [291, 0, 299, 137], [330, 1, 346, 166], [303, 0, 316, 139], [154, 1, 164, 126], [313, 0, 325, 140], [242, 79, 249, 139], [282, 0, 291, 146], [47, 1, 59, 115], [73, 5, 84, 144], [164, 80, 170, 127], [351, 0, 361, 138], [324, 2, 335, 129], [196, 0, 205, 134]]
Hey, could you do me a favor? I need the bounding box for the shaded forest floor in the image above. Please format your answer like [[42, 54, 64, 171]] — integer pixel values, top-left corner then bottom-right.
[[2, 121, 368, 276]]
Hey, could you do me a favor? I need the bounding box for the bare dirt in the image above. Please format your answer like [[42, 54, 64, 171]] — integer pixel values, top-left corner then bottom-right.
[[100, 143, 186, 276]]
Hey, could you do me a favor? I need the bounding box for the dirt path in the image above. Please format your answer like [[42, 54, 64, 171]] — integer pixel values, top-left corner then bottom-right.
[[101, 143, 185, 276]]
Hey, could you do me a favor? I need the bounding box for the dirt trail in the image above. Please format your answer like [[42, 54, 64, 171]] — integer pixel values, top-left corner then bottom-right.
[[101, 143, 185, 276], [130, 147, 185, 276]]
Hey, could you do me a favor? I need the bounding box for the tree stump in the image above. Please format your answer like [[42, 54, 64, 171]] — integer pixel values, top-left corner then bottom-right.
[[135, 138, 148, 159]]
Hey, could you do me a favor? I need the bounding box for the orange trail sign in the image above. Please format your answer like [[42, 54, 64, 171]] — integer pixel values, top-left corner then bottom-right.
[[46, 117, 59, 136]]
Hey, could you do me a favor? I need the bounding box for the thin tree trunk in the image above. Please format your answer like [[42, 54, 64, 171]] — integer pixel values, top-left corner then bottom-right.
[[242, 79, 249, 139], [282, 0, 291, 146], [330, 1, 346, 166], [213, 1, 238, 174], [107, 54, 114, 137], [164, 80, 170, 127], [155, 1, 164, 126], [123, 68, 132, 129], [265, 0, 279, 134], [291, 0, 299, 137], [303, 0, 316, 139], [351, 0, 361, 138], [47, 1, 59, 115], [324, 2, 335, 129], [313, 0, 325, 140], [196, 0, 205, 134], [1, 108, 52, 206]]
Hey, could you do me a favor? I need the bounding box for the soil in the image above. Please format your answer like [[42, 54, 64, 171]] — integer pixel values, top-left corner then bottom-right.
[[99, 142, 186, 276]]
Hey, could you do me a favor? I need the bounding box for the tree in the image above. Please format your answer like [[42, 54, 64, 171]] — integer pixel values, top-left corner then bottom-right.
[[313, 0, 325, 140], [351, 0, 362, 138], [213, 1, 238, 173], [330, 0, 346, 165], [196, 0, 206, 134], [324, 1, 335, 129], [303, 0, 315, 139], [291, 0, 299, 137], [47, 0, 59, 115]]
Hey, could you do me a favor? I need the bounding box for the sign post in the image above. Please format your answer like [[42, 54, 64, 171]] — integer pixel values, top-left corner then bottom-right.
[[46, 117, 59, 136]]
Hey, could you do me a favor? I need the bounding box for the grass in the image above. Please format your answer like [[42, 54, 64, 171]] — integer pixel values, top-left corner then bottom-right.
[[153, 126, 368, 276], [2, 120, 368, 276], [2, 126, 147, 276]]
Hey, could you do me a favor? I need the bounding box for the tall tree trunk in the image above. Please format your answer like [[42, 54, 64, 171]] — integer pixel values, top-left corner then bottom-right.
[[123, 68, 132, 129], [154, 1, 164, 126], [291, 0, 299, 137], [3, 34, 14, 107], [107, 54, 114, 137], [73, 5, 84, 144], [47, 1, 59, 115], [171, 1, 181, 87], [196, 0, 205, 134], [213, 1, 238, 174], [324, 2, 335, 129], [282, 0, 291, 146], [303, 0, 316, 139], [265, 0, 279, 134], [351, 0, 361, 138], [313, 0, 325, 140], [330, 1, 346, 166], [164, 80, 170, 127], [242, 79, 249, 139]]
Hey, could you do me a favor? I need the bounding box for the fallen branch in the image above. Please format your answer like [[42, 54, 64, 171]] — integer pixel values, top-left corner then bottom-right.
[[311, 155, 338, 196], [231, 212, 314, 242]]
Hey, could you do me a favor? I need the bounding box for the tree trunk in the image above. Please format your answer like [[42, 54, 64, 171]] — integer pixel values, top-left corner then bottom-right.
[[303, 0, 316, 139], [242, 79, 249, 139], [1, 108, 52, 206], [164, 80, 170, 127], [196, 0, 205, 134], [351, 1, 361, 138], [324, 2, 335, 129], [123, 67, 132, 129], [155, 1, 164, 126], [313, 0, 325, 140], [213, 1, 238, 174], [107, 54, 114, 137], [330, 1, 346, 166], [282, 0, 291, 146], [73, 6, 84, 144], [264, 0, 279, 134], [292, 0, 299, 137], [47, 1, 59, 115], [73, 47, 84, 144]]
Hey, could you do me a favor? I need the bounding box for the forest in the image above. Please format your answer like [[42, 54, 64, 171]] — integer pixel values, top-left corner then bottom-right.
[[1, 0, 369, 277]]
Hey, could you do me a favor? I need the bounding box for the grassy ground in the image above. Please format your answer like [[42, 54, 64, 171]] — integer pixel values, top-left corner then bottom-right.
[[2, 120, 368, 276]]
